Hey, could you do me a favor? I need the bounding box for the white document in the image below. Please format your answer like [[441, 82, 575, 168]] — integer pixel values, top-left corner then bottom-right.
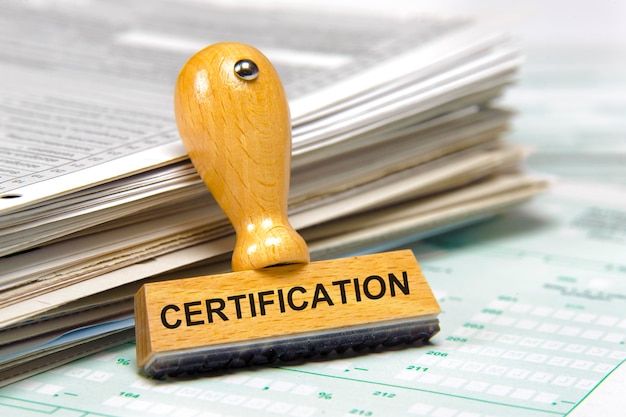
[[0, 0, 541, 330], [0, 0, 518, 214], [0, 146, 542, 327]]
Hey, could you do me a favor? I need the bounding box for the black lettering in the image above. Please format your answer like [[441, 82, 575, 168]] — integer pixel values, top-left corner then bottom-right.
[[332, 279, 351, 304], [277, 289, 286, 313], [288, 286, 308, 310], [160, 304, 181, 329], [312, 283, 334, 308], [227, 294, 245, 319], [389, 271, 410, 296], [363, 275, 386, 300], [249, 293, 257, 317], [184, 301, 204, 326], [227, 294, 246, 319], [353, 278, 362, 301], [258, 290, 275, 315], [205, 298, 228, 323]]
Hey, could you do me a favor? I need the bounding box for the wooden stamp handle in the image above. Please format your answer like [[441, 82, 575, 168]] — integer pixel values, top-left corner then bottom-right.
[[174, 42, 309, 271]]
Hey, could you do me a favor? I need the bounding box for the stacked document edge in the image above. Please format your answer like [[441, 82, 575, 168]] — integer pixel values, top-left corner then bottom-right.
[[0, 1, 547, 386]]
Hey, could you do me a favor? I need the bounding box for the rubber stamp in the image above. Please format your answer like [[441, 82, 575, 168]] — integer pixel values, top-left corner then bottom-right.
[[134, 42, 440, 376]]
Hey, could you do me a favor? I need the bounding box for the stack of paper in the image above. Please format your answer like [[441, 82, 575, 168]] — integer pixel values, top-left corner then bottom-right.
[[0, 0, 546, 385]]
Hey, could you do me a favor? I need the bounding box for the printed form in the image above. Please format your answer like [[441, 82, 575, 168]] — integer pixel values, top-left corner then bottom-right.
[[0, 183, 624, 417], [0, 0, 474, 211]]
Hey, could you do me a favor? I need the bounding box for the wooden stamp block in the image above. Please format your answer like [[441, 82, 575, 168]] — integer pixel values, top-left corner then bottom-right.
[[134, 42, 440, 376]]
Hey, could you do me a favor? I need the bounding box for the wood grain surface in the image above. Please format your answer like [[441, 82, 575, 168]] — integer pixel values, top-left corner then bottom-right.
[[174, 42, 309, 272], [135, 43, 439, 370], [135, 250, 440, 367]]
